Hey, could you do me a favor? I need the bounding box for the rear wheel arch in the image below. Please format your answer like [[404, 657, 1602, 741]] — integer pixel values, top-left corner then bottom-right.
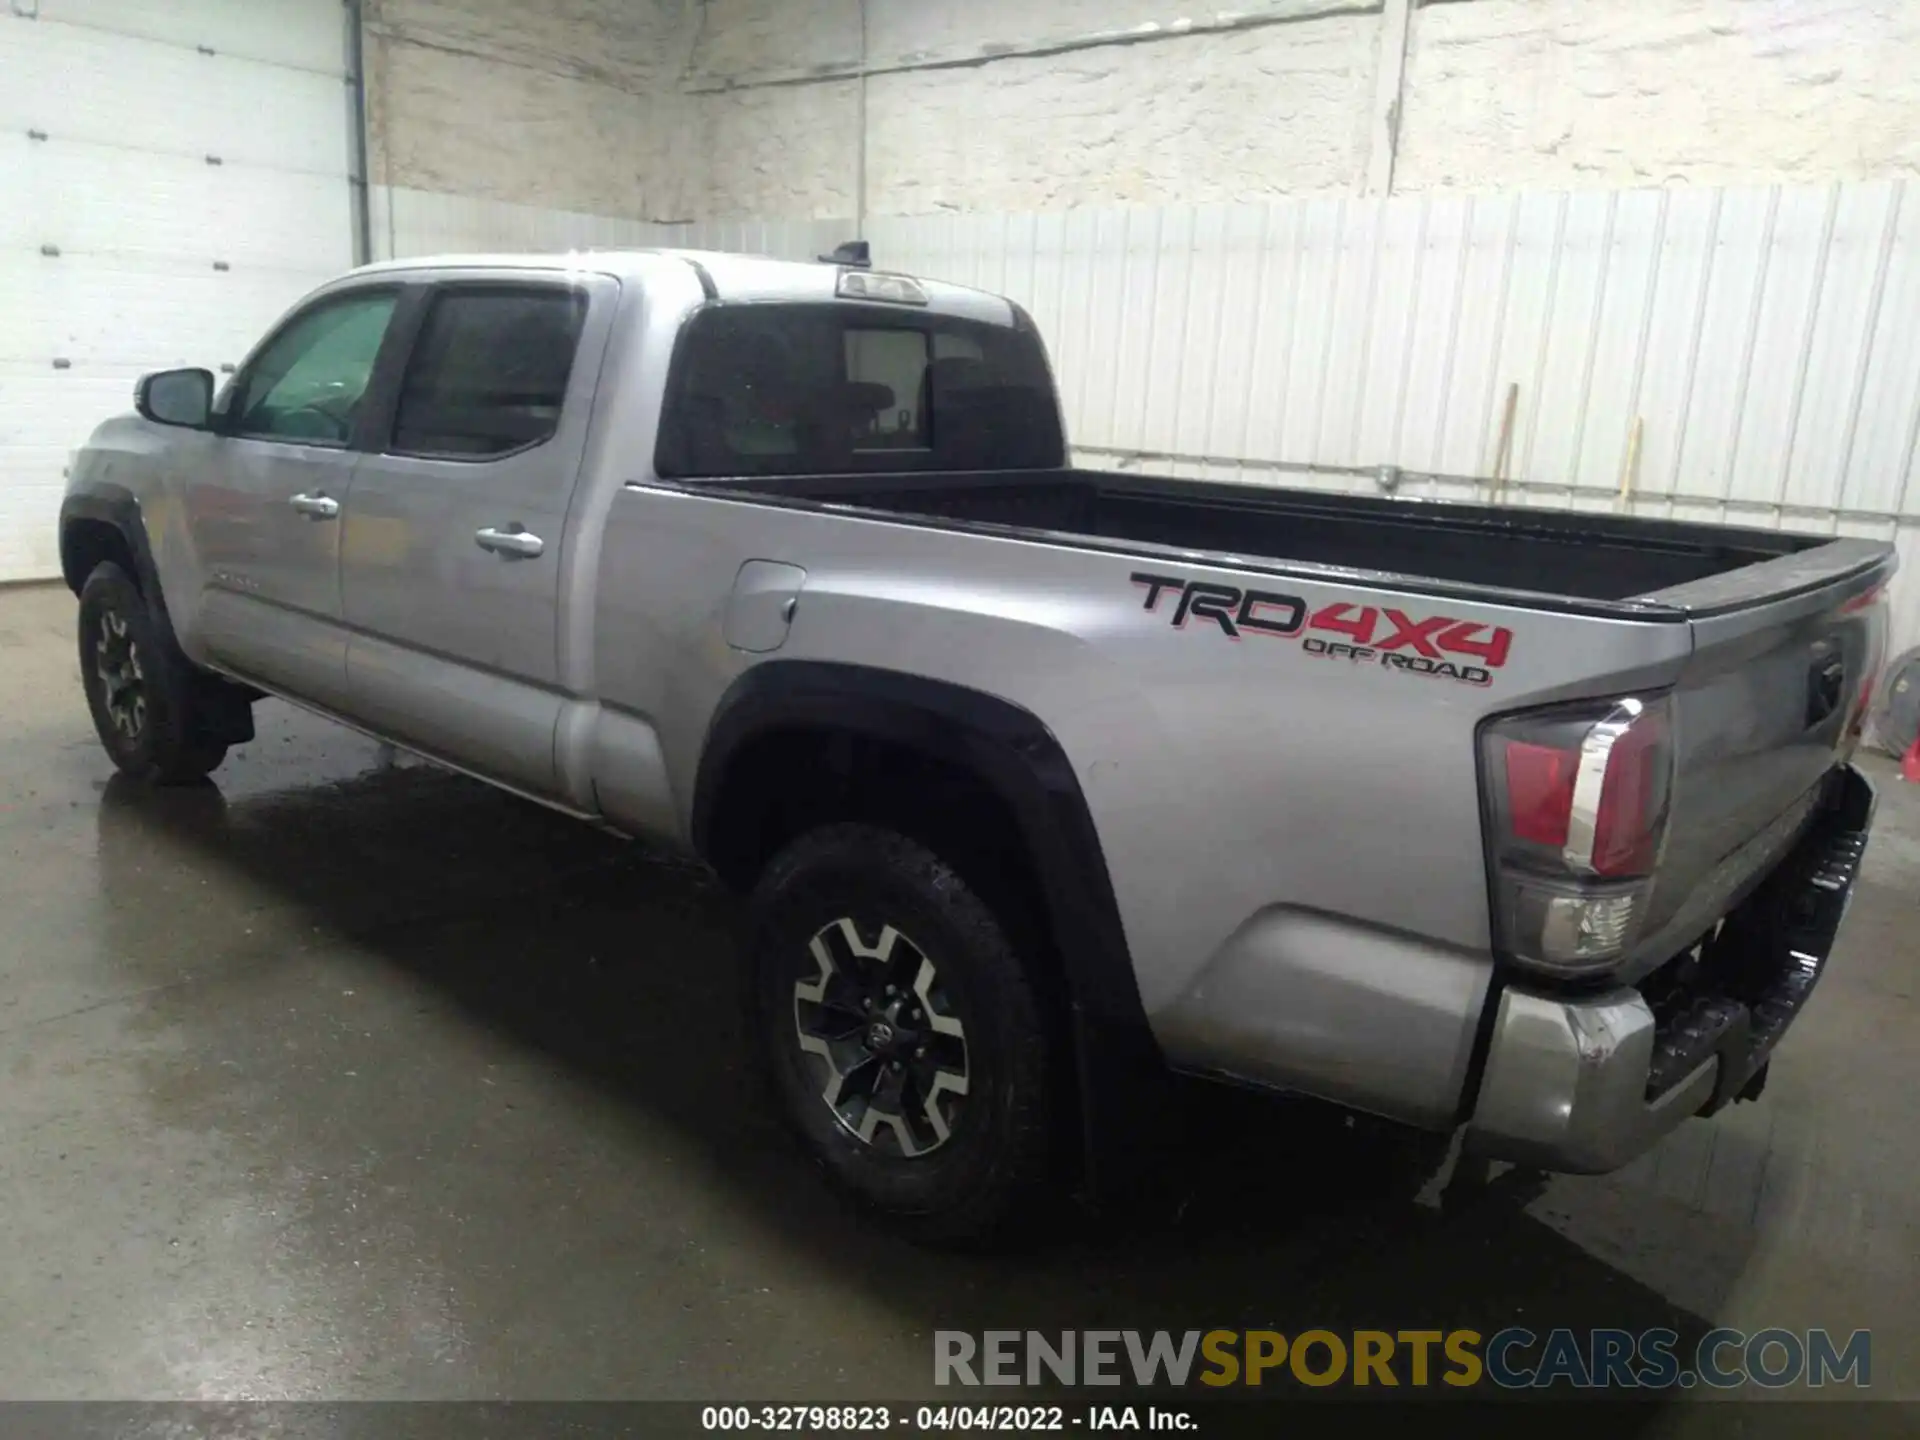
[[693, 665, 1136, 1011], [692, 662, 1173, 1198]]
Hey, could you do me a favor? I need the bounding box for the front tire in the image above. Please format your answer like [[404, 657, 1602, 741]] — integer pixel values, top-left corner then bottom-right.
[[77, 562, 229, 784], [746, 823, 1058, 1247]]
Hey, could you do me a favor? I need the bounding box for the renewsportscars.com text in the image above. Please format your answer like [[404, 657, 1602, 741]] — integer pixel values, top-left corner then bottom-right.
[[934, 1328, 1871, 1390]]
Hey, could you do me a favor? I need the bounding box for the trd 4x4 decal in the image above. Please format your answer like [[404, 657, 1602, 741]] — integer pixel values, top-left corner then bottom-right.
[[1129, 572, 1513, 687]]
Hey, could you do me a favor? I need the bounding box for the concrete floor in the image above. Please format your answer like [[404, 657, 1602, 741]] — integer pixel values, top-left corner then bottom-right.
[[2, 581, 1918, 1413]]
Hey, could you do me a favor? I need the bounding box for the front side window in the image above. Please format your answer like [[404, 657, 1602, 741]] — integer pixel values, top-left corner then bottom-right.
[[390, 288, 586, 459], [233, 291, 398, 445], [656, 304, 1064, 478]]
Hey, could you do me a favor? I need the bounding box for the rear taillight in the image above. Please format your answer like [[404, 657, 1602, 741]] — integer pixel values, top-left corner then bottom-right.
[[1481, 695, 1675, 976], [1504, 742, 1576, 846]]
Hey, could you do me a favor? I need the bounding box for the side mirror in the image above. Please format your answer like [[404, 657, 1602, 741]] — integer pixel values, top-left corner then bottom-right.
[[135, 368, 214, 429]]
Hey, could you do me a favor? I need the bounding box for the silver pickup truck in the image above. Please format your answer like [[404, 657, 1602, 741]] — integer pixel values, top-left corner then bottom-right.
[[60, 248, 1889, 1244]]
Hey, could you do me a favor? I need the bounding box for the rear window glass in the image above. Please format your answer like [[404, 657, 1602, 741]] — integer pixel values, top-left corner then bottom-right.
[[391, 287, 586, 458], [655, 303, 1064, 477]]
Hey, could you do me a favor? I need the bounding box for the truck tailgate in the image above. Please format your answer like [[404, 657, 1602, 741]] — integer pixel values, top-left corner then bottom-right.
[[1630, 538, 1892, 975]]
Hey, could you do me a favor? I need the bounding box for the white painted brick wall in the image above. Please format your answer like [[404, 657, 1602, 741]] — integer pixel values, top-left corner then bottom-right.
[[689, 0, 861, 81], [685, 3, 1379, 216], [367, 34, 692, 219], [1398, 0, 1920, 193], [698, 80, 860, 220], [368, 0, 1920, 224], [864, 14, 1377, 214], [364, 0, 693, 222], [368, 0, 673, 91], [863, 0, 1369, 65]]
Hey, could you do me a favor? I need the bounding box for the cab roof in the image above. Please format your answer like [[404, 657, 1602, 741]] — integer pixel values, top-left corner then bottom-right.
[[346, 248, 1019, 325]]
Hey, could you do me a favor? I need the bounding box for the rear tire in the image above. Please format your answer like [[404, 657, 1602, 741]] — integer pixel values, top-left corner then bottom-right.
[[77, 562, 230, 785], [746, 823, 1058, 1247]]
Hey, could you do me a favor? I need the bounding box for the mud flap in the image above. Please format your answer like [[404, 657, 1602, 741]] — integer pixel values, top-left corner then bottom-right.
[[191, 676, 256, 745]]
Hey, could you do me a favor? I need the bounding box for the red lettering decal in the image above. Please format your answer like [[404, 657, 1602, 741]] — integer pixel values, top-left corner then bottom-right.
[[1436, 621, 1514, 669], [1310, 603, 1379, 646], [1376, 609, 1451, 658]]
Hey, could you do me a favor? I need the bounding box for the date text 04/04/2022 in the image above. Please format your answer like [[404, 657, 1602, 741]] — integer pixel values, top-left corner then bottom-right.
[[700, 1404, 1193, 1431]]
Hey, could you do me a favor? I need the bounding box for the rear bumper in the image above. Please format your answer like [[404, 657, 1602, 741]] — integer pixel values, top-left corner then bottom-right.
[[1465, 764, 1873, 1173]]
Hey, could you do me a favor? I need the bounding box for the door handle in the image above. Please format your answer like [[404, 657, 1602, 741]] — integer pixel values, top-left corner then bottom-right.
[[475, 526, 545, 559], [289, 492, 339, 520]]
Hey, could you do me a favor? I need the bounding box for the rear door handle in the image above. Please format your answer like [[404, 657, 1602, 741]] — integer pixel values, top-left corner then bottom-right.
[[289, 492, 339, 520], [475, 526, 544, 559]]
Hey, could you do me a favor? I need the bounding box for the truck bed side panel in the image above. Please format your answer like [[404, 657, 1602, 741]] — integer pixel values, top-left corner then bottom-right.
[[592, 485, 1695, 1125]]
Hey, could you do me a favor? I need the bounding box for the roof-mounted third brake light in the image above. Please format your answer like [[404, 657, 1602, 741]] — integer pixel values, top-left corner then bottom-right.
[[837, 269, 928, 306], [819, 238, 927, 305]]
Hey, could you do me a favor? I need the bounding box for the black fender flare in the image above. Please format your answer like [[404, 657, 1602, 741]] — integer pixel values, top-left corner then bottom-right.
[[693, 660, 1177, 1198], [60, 485, 163, 601]]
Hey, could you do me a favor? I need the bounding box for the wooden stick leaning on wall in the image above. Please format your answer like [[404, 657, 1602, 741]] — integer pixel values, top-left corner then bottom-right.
[[1617, 416, 1644, 513], [1489, 382, 1519, 503]]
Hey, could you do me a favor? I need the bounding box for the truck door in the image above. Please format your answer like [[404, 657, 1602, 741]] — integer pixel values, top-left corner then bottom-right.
[[190, 287, 402, 707], [337, 275, 611, 796]]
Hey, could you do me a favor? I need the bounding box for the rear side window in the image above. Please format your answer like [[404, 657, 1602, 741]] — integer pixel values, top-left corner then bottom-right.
[[390, 288, 586, 459], [656, 303, 1064, 477]]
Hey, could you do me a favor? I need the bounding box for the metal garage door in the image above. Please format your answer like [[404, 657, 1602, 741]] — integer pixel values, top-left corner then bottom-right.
[[0, 0, 356, 581]]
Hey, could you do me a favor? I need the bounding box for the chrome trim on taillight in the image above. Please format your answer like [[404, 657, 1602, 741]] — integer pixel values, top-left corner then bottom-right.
[[1563, 697, 1645, 876]]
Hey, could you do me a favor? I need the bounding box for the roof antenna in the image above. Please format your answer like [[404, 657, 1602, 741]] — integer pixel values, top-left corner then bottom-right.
[[820, 239, 871, 269]]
